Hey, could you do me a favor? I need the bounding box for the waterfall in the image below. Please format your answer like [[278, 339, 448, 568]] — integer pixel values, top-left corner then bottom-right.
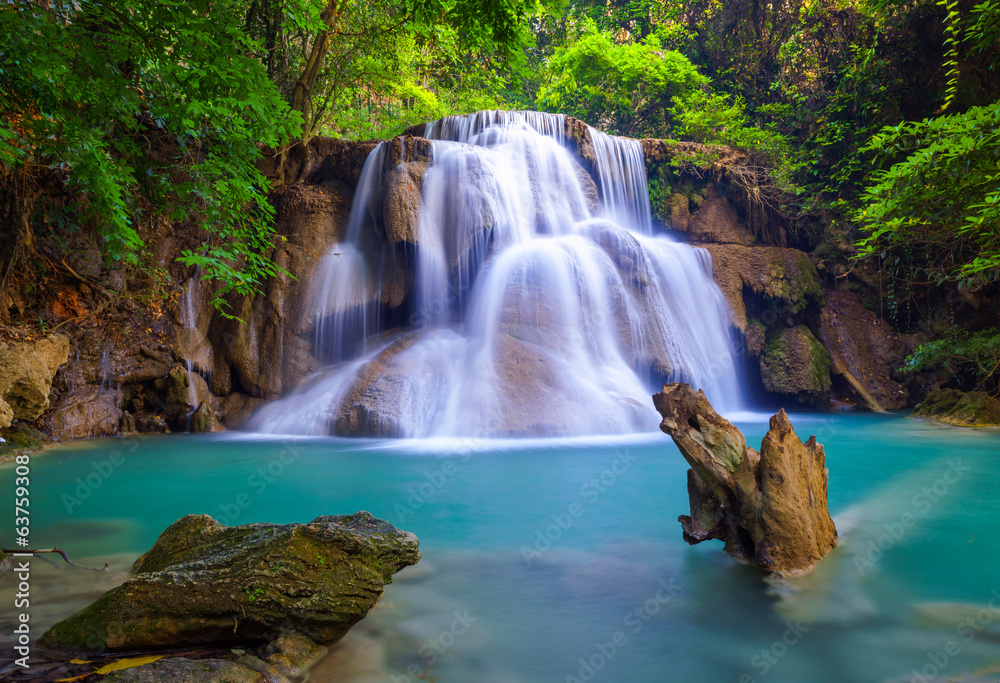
[[588, 127, 653, 231], [248, 111, 743, 438], [179, 270, 215, 431], [310, 143, 386, 363]]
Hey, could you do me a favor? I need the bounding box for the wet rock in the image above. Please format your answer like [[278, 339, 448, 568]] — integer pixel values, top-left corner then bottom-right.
[[154, 364, 215, 430], [192, 401, 224, 433], [136, 414, 170, 434], [45, 385, 122, 440], [234, 654, 291, 683], [264, 632, 328, 678], [221, 392, 268, 430], [817, 288, 907, 411], [100, 657, 265, 683], [270, 184, 349, 248], [702, 244, 823, 332], [564, 115, 597, 175], [681, 184, 756, 245], [653, 382, 837, 574], [120, 410, 137, 436], [381, 136, 433, 169], [383, 161, 430, 245], [0, 333, 70, 427], [39, 511, 420, 654], [759, 325, 832, 405], [911, 389, 1000, 427], [164, 365, 213, 410], [334, 333, 423, 437], [746, 322, 766, 357], [490, 334, 575, 436]]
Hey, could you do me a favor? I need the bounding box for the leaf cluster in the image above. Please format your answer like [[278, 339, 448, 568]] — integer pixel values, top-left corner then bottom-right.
[[0, 0, 302, 311], [855, 101, 1000, 284], [535, 20, 707, 137], [903, 327, 1000, 391]]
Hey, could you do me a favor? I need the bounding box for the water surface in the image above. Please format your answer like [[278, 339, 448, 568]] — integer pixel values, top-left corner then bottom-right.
[[3, 414, 999, 683]]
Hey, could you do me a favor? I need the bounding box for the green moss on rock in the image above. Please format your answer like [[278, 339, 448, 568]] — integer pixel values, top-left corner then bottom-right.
[[0, 422, 49, 462], [38, 512, 420, 655], [912, 389, 1000, 427], [760, 325, 832, 403]]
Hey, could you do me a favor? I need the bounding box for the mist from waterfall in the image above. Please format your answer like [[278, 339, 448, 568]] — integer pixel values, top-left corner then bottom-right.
[[248, 111, 743, 438]]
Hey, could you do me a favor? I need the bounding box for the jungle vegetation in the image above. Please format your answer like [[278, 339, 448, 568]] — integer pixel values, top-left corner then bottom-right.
[[1, 0, 998, 386]]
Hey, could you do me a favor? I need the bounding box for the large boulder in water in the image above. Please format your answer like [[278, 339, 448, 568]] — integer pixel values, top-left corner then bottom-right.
[[39, 512, 420, 654], [334, 332, 425, 437], [653, 383, 837, 574]]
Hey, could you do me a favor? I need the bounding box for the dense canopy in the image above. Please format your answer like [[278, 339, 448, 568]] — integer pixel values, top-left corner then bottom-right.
[[1, 0, 998, 381]]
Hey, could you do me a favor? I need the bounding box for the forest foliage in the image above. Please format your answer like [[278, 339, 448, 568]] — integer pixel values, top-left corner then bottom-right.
[[0, 0, 998, 358]]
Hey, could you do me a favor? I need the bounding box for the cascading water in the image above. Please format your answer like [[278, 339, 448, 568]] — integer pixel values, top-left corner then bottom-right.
[[248, 111, 743, 438]]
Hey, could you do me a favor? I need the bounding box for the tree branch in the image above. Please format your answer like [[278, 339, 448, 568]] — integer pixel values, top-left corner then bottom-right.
[[1, 547, 110, 571]]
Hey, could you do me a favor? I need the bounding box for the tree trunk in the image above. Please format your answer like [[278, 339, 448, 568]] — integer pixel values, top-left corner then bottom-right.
[[277, 0, 348, 185]]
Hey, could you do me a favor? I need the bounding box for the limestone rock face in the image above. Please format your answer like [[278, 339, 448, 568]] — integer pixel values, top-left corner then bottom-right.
[[334, 333, 423, 437], [220, 392, 268, 430], [702, 244, 823, 333], [912, 389, 1000, 427], [0, 333, 70, 427], [564, 115, 597, 174], [653, 383, 837, 574], [39, 511, 420, 654], [210, 182, 351, 399], [44, 385, 122, 440], [817, 288, 907, 411], [383, 161, 430, 245], [759, 325, 832, 404], [673, 184, 755, 246]]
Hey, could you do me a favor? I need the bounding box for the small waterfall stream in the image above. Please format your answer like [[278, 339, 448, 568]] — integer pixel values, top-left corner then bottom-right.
[[249, 111, 742, 437]]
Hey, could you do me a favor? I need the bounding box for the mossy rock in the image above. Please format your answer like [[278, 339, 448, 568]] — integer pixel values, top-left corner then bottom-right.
[[0, 422, 49, 462], [100, 657, 264, 682], [38, 512, 420, 655], [759, 325, 832, 403], [912, 389, 1000, 427]]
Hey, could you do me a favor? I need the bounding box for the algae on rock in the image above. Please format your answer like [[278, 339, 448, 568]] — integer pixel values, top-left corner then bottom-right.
[[759, 325, 832, 405], [39, 511, 420, 654], [912, 389, 1000, 427]]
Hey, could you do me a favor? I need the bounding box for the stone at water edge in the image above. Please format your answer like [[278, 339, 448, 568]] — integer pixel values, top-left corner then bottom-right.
[[653, 383, 837, 574], [38, 511, 420, 654], [99, 658, 268, 683], [911, 388, 1000, 427]]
